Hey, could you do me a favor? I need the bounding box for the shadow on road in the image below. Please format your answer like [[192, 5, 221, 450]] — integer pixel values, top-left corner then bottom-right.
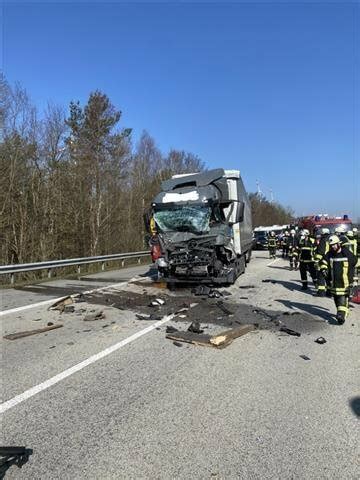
[[275, 298, 336, 324], [265, 279, 316, 294], [349, 397, 360, 417]]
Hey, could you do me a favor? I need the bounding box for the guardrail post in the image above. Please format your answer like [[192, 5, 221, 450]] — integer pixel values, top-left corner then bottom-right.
[[138, 257, 141, 264], [10, 273, 15, 285], [47, 268, 52, 279], [101, 262, 105, 271], [77, 265, 81, 274], [121, 260, 125, 268]]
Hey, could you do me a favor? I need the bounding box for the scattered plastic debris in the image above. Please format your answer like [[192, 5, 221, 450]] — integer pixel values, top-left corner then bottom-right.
[[315, 337, 326, 344], [187, 321, 204, 334], [280, 326, 301, 337]]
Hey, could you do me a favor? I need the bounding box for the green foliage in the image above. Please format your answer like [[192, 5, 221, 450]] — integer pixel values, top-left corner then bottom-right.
[[249, 193, 293, 227]]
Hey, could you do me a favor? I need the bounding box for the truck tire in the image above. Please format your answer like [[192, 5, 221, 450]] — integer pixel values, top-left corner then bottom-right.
[[245, 249, 252, 264]]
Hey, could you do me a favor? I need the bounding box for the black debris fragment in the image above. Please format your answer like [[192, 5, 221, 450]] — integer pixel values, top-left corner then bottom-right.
[[192, 285, 211, 296], [208, 290, 222, 298], [47, 322, 54, 326], [67, 342, 75, 345], [173, 341, 183, 347], [64, 305, 75, 313], [49, 345, 56, 349], [150, 313, 163, 320], [187, 321, 204, 334], [166, 325, 179, 334], [136, 314, 150, 320], [299, 354, 311, 361], [262, 279, 276, 284], [315, 337, 327, 344], [83, 329, 92, 332], [76, 294, 86, 303], [280, 326, 301, 337], [102, 324, 109, 328], [238, 285, 256, 289]]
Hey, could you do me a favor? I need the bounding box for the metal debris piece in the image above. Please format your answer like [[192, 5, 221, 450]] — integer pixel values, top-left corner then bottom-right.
[[279, 326, 301, 337], [299, 354, 311, 361], [315, 337, 327, 344], [3, 324, 63, 340], [150, 298, 165, 306], [192, 285, 211, 296]]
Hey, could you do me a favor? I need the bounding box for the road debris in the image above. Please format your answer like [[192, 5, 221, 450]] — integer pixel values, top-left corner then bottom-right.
[[49, 296, 74, 312], [47, 322, 54, 326], [3, 324, 63, 340], [262, 279, 276, 284], [187, 321, 204, 334], [280, 326, 301, 337], [315, 337, 327, 344], [166, 325, 179, 334], [238, 285, 256, 289], [84, 310, 105, 321], [173, 341, 183, 347], [300, 354, 311, 361], [64, 305, 75, 313], [166, 324, 255, 349], [150, 298, 165, 306]]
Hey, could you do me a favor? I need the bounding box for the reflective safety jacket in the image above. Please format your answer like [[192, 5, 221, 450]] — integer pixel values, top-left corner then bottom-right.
[[288, 235, 298, 256], [348, 238, 357, 257], [268, 237, 277, 248], [339, 234, 351, 250], [297, 237, 316, 263], [315, 234, 330, 262], [320, 247, 357, 295]]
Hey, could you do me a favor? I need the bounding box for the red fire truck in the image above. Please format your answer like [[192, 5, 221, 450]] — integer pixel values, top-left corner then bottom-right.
[[297, 214, 352, 236]]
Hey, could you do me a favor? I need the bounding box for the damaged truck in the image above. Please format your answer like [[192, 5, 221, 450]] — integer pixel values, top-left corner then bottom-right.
[[147, 168, 253, 284]]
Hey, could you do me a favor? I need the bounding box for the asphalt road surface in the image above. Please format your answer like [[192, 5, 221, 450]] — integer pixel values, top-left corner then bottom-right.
[[0, 252, 359, 479]]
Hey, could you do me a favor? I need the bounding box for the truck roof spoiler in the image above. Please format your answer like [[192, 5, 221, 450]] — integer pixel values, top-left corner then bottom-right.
[[161, 168, 226, 191]]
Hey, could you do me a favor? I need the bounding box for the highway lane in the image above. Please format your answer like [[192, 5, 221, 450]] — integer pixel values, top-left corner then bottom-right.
[[0, 264, 152, 312], [0, 252, 359, 479]]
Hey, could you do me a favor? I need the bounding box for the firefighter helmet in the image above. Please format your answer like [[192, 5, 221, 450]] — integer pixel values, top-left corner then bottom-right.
[[290, 229, 295, 234], [347, 230, 354, 238], [328, 235, 341, 246], [353, 227, 358, 233], [321, 227, 330, 235], [335, 225, 346, 233], [270, 231, 275, 236], [303, 229, 310, 236]]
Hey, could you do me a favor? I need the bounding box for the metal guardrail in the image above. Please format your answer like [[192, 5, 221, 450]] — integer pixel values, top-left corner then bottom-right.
[[0, 251, 151, 284]]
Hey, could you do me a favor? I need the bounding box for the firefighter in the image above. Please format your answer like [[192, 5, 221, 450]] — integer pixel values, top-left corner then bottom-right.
[[268, 231, 277, 259], [335, 226, 351, 249], [347, 230, 359, 287], [288, 229, 298, 270], [281, 231, 290, 258], [319, 235, 357, 324], [297, 229, 317, 290], [314, 227, 330, 296]]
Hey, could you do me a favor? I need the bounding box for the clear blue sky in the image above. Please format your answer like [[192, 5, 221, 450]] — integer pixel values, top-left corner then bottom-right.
[[2, 2, 359, 220]]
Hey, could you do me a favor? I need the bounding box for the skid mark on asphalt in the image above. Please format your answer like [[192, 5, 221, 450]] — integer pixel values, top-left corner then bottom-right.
[[0, 314, 174, 415]]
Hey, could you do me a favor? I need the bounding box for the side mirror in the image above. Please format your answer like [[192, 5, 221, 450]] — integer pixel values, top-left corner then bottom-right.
[[236, 201, 245, 223]]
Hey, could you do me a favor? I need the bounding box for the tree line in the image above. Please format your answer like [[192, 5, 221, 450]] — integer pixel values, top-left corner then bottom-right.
[[0, 73, 293, 266]]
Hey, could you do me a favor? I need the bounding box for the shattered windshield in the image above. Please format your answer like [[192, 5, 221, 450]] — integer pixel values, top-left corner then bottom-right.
[[154, 205, 211, 234]]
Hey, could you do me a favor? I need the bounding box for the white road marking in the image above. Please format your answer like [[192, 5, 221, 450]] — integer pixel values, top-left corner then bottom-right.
[[267, 258, 279, 266], [0, 281, 129, 317], [0, 314, 174, 415]]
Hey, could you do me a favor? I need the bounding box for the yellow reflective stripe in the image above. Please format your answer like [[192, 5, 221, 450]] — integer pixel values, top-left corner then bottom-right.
[[343, 261, 348, 288], [337, 306, 348, 313], [318, 286, 326, 291]]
